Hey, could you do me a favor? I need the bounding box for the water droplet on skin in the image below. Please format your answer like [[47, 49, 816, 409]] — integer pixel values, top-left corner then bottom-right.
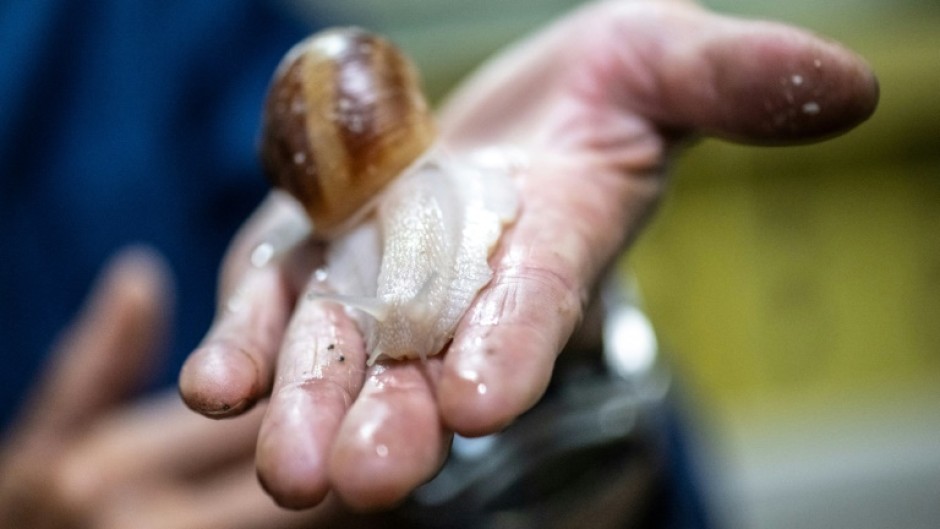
[[791, 74, 804, 86], [248, 220, 312, 268], [458, 369, 479, 382], [225, 287, 248, 313], [314, 268, 329, 282], [376, 444, 389, 457], [250, 242, 275, 268], [802, 101, 821, 115], [476, 383, 488, 395]]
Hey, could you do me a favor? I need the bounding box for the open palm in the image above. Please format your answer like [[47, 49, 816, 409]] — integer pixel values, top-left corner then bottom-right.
[[180, 0, 877, 510]]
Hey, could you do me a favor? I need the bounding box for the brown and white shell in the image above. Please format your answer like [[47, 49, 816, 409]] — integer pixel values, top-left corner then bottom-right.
[[259, 27, 436, 236]]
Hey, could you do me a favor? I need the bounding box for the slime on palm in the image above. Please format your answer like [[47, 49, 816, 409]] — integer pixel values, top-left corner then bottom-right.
[[260, 27, 519, 365]]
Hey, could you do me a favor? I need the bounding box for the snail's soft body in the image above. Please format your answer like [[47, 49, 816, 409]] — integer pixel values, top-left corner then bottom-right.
[[325, 149, 518, 364], [260, 28, 519, 364]]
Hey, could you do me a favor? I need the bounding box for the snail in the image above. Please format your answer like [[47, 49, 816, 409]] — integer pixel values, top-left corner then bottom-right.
[[259, 27, 519, 365]]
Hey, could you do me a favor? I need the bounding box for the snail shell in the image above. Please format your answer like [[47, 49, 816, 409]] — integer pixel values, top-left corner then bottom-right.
[[260, 27, 436, 236], [260, 28, 519, 364]]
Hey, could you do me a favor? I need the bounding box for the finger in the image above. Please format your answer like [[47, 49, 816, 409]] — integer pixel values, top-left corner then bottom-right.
[[49, 393, 265, 513], [598, 2, 880, 143], [17, 247, 172, 439], [180, 193, 318, 417], [439, 155, 651, 435], [328, 360, 451, 511], [255, 294, 366, 509], [0, 250, 170, 529], [440, 0, 878, 148], [94, 466, 349, 529]]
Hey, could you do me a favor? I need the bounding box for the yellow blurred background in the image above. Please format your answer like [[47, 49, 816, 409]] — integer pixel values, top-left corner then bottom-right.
[[628, 4, 940, 526], [289, 0, 939, 526]]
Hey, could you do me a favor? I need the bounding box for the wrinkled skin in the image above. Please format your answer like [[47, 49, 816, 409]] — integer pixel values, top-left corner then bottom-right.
[[172, 0, 878, 513]]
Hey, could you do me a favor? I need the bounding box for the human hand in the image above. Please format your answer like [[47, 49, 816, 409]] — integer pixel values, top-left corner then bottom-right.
[[179, 0, 878, 511], [0, 249, 348, 529]]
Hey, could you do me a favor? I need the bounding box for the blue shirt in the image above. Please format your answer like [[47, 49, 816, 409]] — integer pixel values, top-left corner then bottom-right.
[[0, 0, 313, 428]]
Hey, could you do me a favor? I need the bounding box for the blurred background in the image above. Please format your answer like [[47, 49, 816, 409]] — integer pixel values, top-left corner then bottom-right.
[[284, 0, 940, 527]]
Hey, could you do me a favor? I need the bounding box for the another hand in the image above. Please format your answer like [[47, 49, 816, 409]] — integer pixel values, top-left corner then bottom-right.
[[0, 249, 346, 528], [179, 0, 878, 510]]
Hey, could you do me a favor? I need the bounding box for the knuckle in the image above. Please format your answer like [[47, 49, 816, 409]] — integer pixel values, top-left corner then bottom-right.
[[507, 259, 587, 317]]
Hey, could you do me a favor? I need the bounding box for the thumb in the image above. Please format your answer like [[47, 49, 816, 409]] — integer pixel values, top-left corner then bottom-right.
[[17, 246, 174, 438], [439, 1, 878, 148], [608, 3, 880, 144]]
